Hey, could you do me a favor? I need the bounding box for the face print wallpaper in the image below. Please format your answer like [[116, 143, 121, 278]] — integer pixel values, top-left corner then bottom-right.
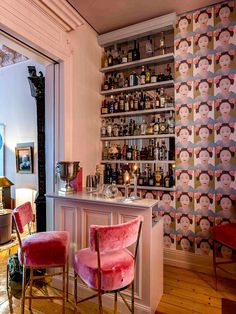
[[157, 1, 236, 259]]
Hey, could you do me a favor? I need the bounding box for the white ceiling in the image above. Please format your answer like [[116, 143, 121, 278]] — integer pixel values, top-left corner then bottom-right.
[[67, 0, 222, 34]]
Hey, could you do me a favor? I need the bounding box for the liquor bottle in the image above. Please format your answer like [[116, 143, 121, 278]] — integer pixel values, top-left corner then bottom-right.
[[139, 91, 145, 110], [119, 92, 125, 112], [148, 172, 155, 186], [160, 140, 167, 160], [145, 66, 151, 84], [140, 66, 146, 85], [133, 145, 139, 161], [119, 118, 124, 137], [113, 122, 119, 137], [138, 172, 144, 186], [101, 99, 109, 114], [143, 164, 150, 186], [147, 139, 154, 160], [169, 165, 175, 187], [144, 94, 151, 110], [146, 36, 153, 58], [129, 93, 134, 111], [154, 140, 159, 160], [103, 76, 109, 90], [151, 69, 157, 83], [102, 141, 109, 160], [164, 172, 170, 188], [121, 50, 128, 63], [154, 91, 160, 109], [159, 32, 166, 55], [146, 121, 154, 135], [168, 111, 175, 134], [106, 118, 113, 137], [126, 145, 133, 160], [155, 166, 163, 187], [165, 63, 173, 80], [134, 91, 139, 111], [132, 40, 140, 61], [159, 117, 167, 134], [101, 119, 107, 137], [128, 44, 133, 63], [140, 120, 147, 135], [109, 95, 114, 113], [124, 94, 129, 112], [117, 48, 122, 64], [121, 144, 126, 160], [159, 88, 165, 108], [154, 115, 160, 135], [104, 164, 112, 184], [103, 50, 108, 68], [129, 71, 138, 87], [118, 169, 124, 185], [114, 95, 119, 113], [108, 48, 113, 66], [113, 44, 119, 65]]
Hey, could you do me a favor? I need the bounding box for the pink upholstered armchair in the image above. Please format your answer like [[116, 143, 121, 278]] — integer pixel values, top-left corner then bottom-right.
[[12, 202, 70, 314], [73, 215, 143, 314]]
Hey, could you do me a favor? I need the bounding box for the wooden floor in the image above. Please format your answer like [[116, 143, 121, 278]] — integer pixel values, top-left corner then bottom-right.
[[1, 246, 236, 313]]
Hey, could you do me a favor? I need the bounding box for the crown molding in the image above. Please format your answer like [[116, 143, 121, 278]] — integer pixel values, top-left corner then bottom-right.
[[97, 12, 176, 47], [31, 0, 84, 32]]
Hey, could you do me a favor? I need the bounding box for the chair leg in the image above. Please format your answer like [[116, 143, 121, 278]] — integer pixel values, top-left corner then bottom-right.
[[131, 281, 135, 314], [213, 240, 218, 290], [62, 266, 66, 314], [29, 268, 33, 310], [74, 272, 78, 305], [98, 290, 103, 314], [6, 263, 9, 291], [66, 255, 69, 301], [21, 266, 27, 314], [114, 292, 117, 314]]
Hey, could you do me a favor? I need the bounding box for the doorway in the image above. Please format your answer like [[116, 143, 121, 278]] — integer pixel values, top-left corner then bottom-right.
[[0, 30, 58, 231]]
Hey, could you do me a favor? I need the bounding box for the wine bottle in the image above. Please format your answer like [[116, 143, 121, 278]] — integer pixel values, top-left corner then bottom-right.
[[132, 40, 140, 61], [140, 66, 146, 85]]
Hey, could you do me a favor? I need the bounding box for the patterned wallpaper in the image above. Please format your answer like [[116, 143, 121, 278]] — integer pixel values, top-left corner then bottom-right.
[[157, 1, 236, 258]]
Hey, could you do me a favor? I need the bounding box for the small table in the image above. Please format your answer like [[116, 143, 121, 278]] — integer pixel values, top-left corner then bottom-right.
[[0, 209, 12, 245]]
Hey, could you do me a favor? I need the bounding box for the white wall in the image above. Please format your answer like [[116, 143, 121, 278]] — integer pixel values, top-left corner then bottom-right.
[[0, 59, 45, 198]]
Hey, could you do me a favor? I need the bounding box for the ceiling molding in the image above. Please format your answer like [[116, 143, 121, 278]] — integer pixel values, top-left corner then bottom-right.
[[97, 12, 176, 47], [0, 45, 28, 69], [31, 0, 84, 32]]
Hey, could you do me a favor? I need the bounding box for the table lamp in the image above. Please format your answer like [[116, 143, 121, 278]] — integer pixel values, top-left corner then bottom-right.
[[0, 176, 14, 209]]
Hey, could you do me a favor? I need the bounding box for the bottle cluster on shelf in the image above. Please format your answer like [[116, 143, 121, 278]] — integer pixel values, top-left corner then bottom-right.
[[102, 63, 173, 91], [102, 139, 175, 162], [102, 31, 170, 68], [104, 163, 175, 188], [101, 112, 175, 138], [101, 89, 174, 114]]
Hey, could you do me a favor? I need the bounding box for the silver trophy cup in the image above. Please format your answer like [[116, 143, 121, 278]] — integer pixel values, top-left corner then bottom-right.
[[56, 161, 80, 194]]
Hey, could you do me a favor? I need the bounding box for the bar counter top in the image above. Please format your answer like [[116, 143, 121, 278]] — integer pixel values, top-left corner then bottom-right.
[[46, 189, 158, 209]]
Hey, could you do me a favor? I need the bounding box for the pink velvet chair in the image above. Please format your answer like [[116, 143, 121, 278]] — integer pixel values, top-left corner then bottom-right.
[[212, 223, 236, 289], [12, 202, 70, 314], [73, 215, 143, 314]]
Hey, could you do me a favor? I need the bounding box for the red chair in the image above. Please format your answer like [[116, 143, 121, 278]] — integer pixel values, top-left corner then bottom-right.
[[12, 202, 70, 314], [73, 215, 143, 314], [212, 223, 236, 289]]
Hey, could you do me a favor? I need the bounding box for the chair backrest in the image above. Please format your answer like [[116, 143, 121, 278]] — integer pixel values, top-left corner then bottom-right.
[[89, 215, 143, 253], [13, 202, 34, 234]]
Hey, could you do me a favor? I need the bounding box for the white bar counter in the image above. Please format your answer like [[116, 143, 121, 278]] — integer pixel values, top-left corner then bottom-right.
[[46, 191, 163, 314]]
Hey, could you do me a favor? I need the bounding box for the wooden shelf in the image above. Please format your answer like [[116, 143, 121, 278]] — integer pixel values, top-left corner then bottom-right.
[[100, 107, 175, 118], [101, 160, 175, 164], [100, 53, 174, 73], [117, 184, 175, 191], [100, 80, 174, 95], [101, 134, 175, 141]]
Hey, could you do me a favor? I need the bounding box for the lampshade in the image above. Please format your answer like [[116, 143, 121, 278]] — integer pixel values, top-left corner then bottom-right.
[[0, 176, 14, 187]]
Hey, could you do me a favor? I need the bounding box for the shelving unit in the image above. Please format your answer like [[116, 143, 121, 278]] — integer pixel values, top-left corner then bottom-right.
[[98, 16, 175, 196], [101, 160, 175, 164], [100, 53, 174, 73], [101, 134, 175, 141], [100, 107, 175, 118], [101, 80, 174, 95]]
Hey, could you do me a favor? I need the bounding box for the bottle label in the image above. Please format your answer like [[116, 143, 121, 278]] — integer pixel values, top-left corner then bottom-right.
[[141, 75, 146, 85], [127, 152, 132, 159], [151, 76, 157, 83], [122, 57, 128, 63]]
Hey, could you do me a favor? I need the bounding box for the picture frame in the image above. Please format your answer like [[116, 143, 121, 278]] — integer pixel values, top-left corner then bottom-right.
[[15, 146, 33, 174], [0, 123, 4, 176]]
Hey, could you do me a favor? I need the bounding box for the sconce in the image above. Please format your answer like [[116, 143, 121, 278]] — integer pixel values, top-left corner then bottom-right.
[[0, 176, 14, 209]]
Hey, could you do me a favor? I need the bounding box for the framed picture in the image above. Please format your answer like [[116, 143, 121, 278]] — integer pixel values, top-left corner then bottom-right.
[[15, 146, 33, 173], [0, 123, 4, 176]]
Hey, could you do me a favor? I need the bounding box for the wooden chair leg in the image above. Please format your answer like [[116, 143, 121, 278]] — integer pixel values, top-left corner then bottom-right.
[[114, 292, 117, 314], [98, 290, 103, 314], [131, 281, 135, 314], [6, 263, 9, 291], [74, 272, 78, 305], [21, 266, 27, 314], [213, 240, 218, 290], [29, 268, 33, 310], [62, 266, 66, 314]]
